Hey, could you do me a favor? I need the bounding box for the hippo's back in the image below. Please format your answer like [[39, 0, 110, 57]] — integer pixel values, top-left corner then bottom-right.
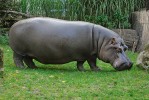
[[9, 17, 94, 64]]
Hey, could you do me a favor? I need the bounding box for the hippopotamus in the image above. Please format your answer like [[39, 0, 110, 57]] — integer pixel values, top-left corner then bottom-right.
[[9, 17, 133, 71]]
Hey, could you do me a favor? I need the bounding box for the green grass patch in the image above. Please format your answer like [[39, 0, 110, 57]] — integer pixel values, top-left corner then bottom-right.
[[0, 45, 149, 99]]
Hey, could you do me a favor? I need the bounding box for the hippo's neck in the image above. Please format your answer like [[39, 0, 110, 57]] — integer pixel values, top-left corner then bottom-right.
[[93, 25, 119, 59], [90, 25, 99, 56]]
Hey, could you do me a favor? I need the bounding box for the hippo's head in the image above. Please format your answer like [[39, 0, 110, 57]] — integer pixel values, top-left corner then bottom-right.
[[98, 37, 133, 71]]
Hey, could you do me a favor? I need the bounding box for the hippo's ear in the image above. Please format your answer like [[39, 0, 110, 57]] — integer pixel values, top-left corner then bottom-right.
[[110, 38, 116, 45], [123, 44, 128, 51]]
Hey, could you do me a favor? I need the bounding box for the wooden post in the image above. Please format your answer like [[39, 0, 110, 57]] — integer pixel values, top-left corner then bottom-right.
[[0, 48, 4, 78], [132, 10, 149, 51], [145, 0, 149, 10]]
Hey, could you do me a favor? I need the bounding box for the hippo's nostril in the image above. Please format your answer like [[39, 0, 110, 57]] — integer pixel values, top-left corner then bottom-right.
[[115, 63, 127, 71], [128, 62, 133, 70]]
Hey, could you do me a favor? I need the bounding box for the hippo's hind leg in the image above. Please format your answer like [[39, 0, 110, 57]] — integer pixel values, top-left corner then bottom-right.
[[77, 61, 85, 71], [13, 52, 26, 69], [23, 56, 37, 69], [87, 56, 101, 71]]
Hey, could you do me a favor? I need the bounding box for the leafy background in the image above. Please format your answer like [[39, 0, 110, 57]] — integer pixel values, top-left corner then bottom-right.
[[14, 0, 146, 29]]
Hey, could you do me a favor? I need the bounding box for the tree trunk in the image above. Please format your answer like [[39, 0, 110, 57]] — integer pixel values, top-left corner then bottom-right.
[[132, 10, 149, 51], [145, 0, 149, 10], [0, 48, 4, 78]]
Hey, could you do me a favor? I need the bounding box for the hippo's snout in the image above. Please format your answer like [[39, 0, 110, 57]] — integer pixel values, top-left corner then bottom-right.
[[114, 62, 133, 71]]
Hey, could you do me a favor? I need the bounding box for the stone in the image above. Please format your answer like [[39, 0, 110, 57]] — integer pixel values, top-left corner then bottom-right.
[[136, 43, 149, 71]]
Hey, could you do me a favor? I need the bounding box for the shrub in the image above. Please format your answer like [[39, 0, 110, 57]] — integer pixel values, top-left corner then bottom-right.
[[0, 29, 9, 45], [14, 0, 145, 29]]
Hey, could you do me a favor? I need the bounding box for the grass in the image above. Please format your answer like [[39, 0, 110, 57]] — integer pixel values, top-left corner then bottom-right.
[[0, 45, 149, 99]]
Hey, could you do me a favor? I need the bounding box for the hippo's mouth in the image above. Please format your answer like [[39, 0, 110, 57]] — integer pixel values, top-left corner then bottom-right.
[[113, 60, 133, 71], [115, 63, 132, 71]]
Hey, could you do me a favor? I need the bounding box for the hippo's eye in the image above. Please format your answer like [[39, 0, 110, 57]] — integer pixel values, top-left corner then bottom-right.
[[123, 45, 128, 51], [124, 47, 127, 51], [116, 47, 122, 53], [121, 43, 124, 46]]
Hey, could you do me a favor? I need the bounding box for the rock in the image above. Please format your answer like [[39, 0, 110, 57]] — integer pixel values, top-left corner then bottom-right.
[[136, 43, 149, 71]]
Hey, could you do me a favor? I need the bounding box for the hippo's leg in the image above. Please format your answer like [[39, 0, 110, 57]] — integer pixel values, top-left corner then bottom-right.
[[87, 56, 101, 71], [23, 56, 37, 69], [13, 52, 26, 69], [77, 61, 85, 71]]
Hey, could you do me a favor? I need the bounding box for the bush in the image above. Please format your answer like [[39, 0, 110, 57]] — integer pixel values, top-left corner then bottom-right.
[[0, 29, 9, 45], [0, 34, 9, 45], [14, 0, 145, 29]]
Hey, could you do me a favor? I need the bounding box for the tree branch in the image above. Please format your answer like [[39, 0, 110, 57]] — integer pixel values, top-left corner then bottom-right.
[[0, 10, 33, 18]]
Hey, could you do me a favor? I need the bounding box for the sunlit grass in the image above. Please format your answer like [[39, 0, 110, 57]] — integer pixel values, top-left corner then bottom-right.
[[0, 45, 149, 99]]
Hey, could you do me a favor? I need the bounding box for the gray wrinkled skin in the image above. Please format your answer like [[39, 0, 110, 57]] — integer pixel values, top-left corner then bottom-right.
[[9, 17, 133, 71]]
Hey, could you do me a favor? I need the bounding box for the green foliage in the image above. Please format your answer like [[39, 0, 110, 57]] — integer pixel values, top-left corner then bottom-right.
[[0, 34, 9, 45], [0, 0, 12, 10], [14, 0, 145, 28], [0, 29, 9, 45], [0, 0, 18, 11], [0, 45, 149, 99]]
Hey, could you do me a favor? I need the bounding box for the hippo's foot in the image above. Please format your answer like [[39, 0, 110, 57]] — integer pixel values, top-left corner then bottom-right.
[[77, 61, 85, 71], [87, 56, 101, 72], [23, 56, 37, 69], [30, 66, 37, 69], [91, 66, 102, 72], [77, 67, 85, 71], [13, 52, 26, 69], [16, 63, 26, 69]]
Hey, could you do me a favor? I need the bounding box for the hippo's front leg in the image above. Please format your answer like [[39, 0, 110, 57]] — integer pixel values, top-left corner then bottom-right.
[[13, 52, 26, 69], [77, 61, 85, 71], [87, 56, 101, 71]]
